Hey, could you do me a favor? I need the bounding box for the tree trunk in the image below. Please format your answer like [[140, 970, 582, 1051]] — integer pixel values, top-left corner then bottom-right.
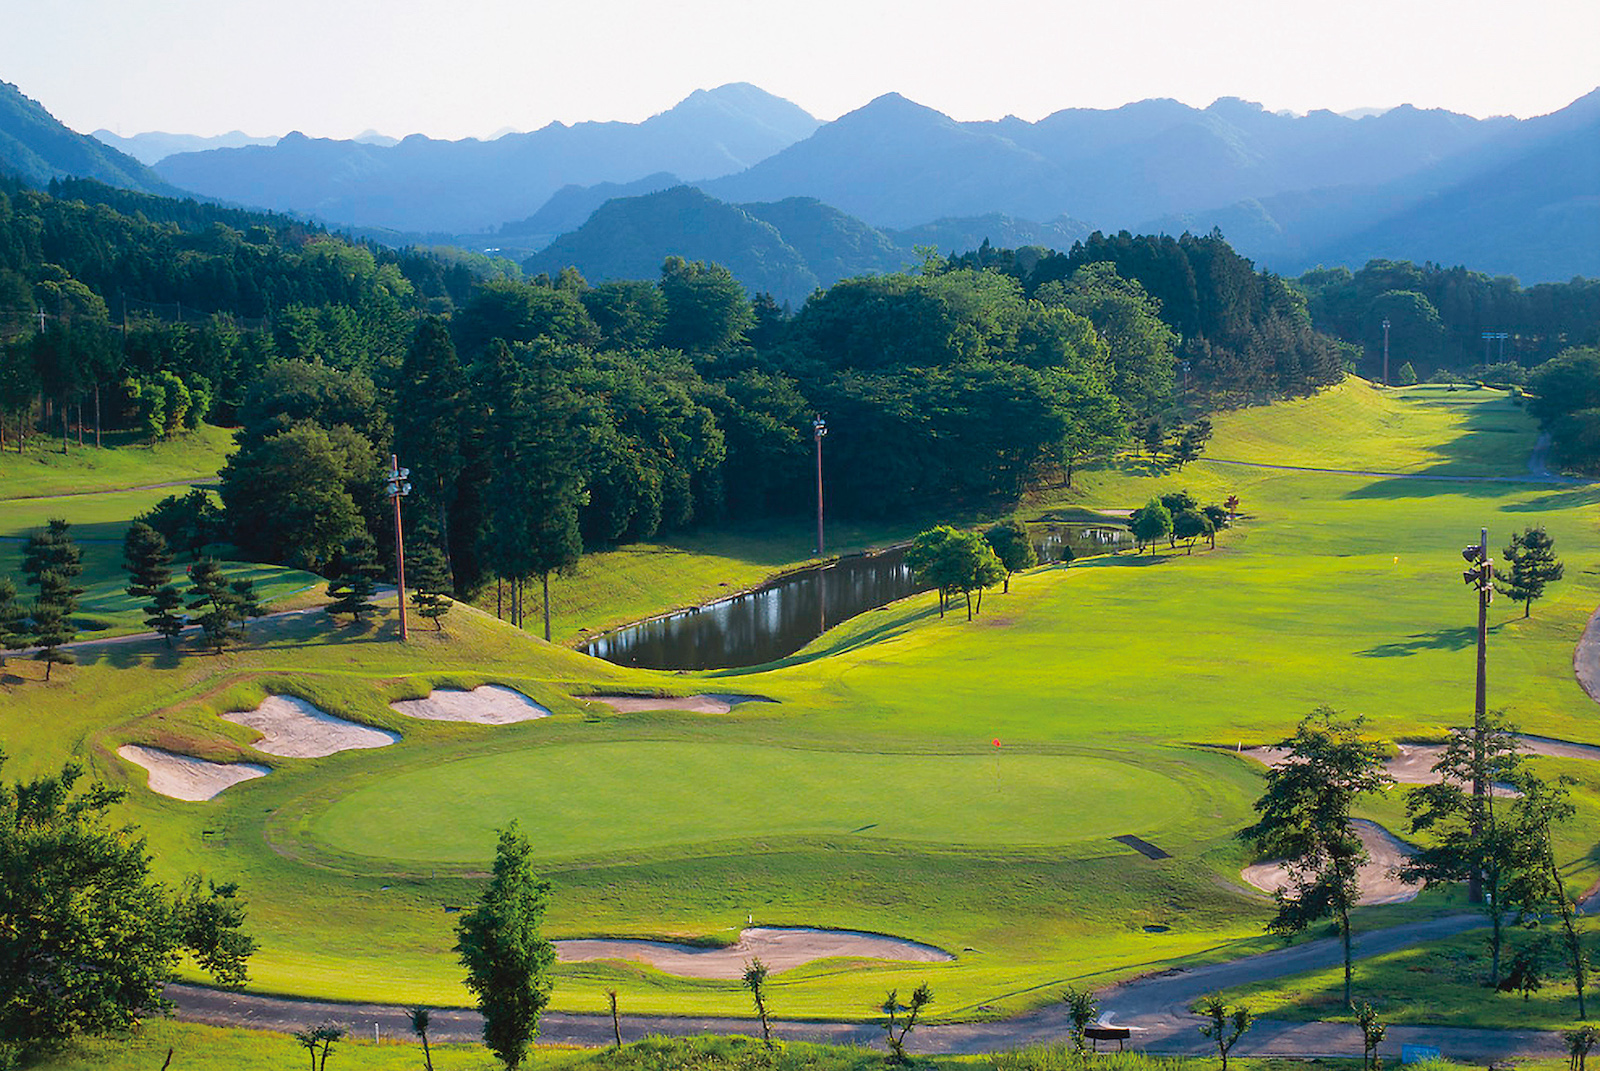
[[1525, 600, 1531, 619], [1003, 573, 1010, 593], [1340, 903, 1353, 1007], [976, 587, 984, 615], [542, 571, 552, 642], [94, 382, 101, 447], [497, 576, 503, 619], [965, 589, 973, 621]]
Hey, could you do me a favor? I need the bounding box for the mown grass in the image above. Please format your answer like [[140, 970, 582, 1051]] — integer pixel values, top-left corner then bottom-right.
[[3, 378, 1597, 1031], [0, 423, 234, 499]]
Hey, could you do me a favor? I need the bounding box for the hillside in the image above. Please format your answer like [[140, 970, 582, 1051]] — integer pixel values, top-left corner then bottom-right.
[[154, 83, 820, 234], [91, 128, 279, 165], [525, 186, 822, 302], [0, 81, 183, 195]]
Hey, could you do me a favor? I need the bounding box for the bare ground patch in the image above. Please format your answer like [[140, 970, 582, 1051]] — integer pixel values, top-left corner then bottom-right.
[[1241, 819, 1419, 906], [556, 926, 952, 979], [223, 695, 399, 758], [117, 745, 269, 801], [390, 684, 550, 724]]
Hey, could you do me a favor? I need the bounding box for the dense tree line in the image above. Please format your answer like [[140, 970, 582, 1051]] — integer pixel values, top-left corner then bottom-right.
[[949, 229, 1349, 400], [1295, 258, 1600, 378]]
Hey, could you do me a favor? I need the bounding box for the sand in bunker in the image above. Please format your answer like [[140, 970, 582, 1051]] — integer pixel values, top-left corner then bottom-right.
[[556, 927, 953, 980], [585, 693, 771, 715], [390, 684, 549, 724], [1242, 819, 1420, 906], [223, 696, 399, 758], [1244, 734, 1600, 794], [118, 745, 269, 802]]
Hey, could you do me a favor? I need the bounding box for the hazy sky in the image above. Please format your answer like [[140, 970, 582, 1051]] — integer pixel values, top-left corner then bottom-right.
[[7, 0, 1598, 140]]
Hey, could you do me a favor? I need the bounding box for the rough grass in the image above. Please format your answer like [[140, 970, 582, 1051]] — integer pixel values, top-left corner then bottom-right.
[[0, 423, 234, 499]]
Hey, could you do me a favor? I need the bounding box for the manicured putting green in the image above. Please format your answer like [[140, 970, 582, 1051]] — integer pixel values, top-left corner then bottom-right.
[[311, 741, 1195, 863]]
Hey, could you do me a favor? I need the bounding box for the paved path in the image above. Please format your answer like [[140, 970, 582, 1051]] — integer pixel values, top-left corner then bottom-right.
[[167, 912, 1563, 1059], [0, 476, 219, 502]]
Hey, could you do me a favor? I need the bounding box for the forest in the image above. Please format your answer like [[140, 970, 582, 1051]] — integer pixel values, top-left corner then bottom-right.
[[5, 174, 1598, 622]]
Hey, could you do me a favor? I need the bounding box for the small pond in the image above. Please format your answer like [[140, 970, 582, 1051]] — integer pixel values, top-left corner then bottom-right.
[[582, 523, 1129, 672]]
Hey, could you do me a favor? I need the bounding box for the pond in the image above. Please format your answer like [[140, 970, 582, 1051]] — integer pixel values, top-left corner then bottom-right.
[[581, 522, 1129, 672]]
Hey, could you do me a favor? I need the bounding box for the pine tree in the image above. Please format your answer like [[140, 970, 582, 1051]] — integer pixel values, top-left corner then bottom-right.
[[23, 518, 84, 590], [1498, 526, 1563, 618], [327, 532, 381, 623], [123, 521, 173, 599], [31, 571, 80, 680], [394, 318, 468, 585], [147, 584, 186, 647], [408, 542, 454, 632], [0, 576, 30, 666], [187, 558, 244, 653], [230, 578, 266, 638]]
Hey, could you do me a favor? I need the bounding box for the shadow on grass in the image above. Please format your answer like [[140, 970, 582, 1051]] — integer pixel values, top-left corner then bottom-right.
[[703, 602, 944, 677], [1357, 623, 1508, 658], [1504, 485, 1600, 512]]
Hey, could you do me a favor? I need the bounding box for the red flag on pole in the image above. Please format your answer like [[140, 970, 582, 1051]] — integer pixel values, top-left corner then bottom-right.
[[993, 738, 1001, 748]]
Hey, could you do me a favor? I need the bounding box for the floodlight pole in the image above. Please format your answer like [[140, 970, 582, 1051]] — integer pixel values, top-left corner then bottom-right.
[[813, 416, 828, 556], [387, 454, 412, 641], [1461, 525, 1492, 903], [1382, 318, 1391, 386]]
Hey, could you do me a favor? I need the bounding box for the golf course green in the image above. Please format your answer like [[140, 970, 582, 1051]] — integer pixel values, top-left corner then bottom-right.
[[3, 380, 1598, 1027]]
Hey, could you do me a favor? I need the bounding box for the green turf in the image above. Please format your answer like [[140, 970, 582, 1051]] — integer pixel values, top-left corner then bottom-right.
[[3, 378, 1598, 1030], [0, 424, 234, 499]]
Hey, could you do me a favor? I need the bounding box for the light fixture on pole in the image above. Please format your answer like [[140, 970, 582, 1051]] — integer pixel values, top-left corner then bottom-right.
[[386, 454, 412, 641], [1382, 318, 1391, 386], [1460, 528, 1493, 903], [813, 416, 828, 556]]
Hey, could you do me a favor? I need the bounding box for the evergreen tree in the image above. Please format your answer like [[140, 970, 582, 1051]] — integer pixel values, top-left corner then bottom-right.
[[1498, 526, 1564, 618], [186, 558, 244, 653], [22, 518, 83, 590], [147, 585, 186, 648], [230, 578, 266, 638], [455, 823, 555, 1070], [31, 571, 79, 680], [326, 532, 381, 623], [0, 577, 30, 666], [394, 317, 468, 583], [408, 542, 454, 632], [122, 520, 183, 645]]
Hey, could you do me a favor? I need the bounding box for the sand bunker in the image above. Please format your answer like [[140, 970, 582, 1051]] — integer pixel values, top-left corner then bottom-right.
[[1243, 733, 1600, 794], [118, 745, 269, 802], [390, 685, 550, 724], [1242, 819, 1419, 906], [222, 695, 399, 758], [585, 693, 772, 715], [555, 926, 953, 979]]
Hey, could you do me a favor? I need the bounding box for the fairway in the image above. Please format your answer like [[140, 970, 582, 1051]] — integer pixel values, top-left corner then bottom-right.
[[6, 382, 1600, 1024], [310, 741, 1213, 863]]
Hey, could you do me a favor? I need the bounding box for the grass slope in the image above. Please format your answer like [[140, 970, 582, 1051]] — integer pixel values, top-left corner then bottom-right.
[[2, 382, 1596, 1032]]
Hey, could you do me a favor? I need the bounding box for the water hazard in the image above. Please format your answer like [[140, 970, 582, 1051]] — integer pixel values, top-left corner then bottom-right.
[[581, 522, 1127, 672]]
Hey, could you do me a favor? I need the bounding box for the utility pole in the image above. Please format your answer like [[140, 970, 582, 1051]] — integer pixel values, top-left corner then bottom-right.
[[1382, 318, 1391, 386], [386, 455, 412, 640], [813, 416, 828, 556], [1460, 527, 1493, 903]]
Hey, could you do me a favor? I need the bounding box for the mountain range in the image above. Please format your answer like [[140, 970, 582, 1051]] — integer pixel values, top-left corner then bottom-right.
[[151, 83, 821, 234], [6, 78, 1599, 285]]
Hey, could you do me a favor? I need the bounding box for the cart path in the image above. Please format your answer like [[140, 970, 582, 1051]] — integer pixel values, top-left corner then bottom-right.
[[0, 476, 220, 502], [166, 910, 1564, 1059]]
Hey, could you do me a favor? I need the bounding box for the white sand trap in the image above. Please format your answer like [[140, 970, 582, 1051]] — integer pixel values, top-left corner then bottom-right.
[[390, 684, 550, 724], [1243, 733, 1600, 796], [556, 926, 953, 980], [1242, 819, 1420, 906], [585, 693, 772, 715], [223, 695, 399, 758], [118, 745, 269, 802]]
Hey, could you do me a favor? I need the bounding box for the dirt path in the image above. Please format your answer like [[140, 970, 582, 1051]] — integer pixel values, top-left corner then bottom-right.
[[168, 912, 1565, 1058]]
